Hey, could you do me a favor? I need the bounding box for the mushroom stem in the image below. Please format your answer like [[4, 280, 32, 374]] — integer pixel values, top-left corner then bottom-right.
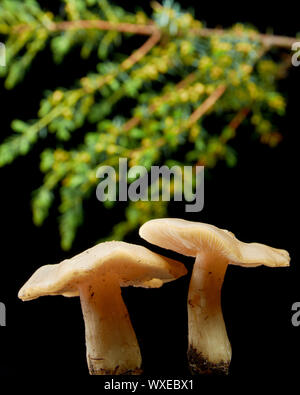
[[79, 272, 142, 375], [187, 252, 231, 375]]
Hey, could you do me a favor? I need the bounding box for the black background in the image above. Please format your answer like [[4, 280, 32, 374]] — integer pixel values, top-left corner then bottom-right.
[[0, 0, 299, 388]]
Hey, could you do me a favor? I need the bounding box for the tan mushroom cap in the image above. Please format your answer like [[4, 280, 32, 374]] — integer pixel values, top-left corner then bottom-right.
[[139, 218, 290, 268], [18, 241, 187, 301]]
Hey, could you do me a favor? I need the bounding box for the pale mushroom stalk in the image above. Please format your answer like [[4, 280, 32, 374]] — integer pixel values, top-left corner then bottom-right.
[[79, 273, 141, 375], [188, 252, 231, 374]]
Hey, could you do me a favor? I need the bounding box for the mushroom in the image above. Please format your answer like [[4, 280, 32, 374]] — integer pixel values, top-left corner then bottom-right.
[[139, 218, 290, 375], [18, 241, 187, 375]]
